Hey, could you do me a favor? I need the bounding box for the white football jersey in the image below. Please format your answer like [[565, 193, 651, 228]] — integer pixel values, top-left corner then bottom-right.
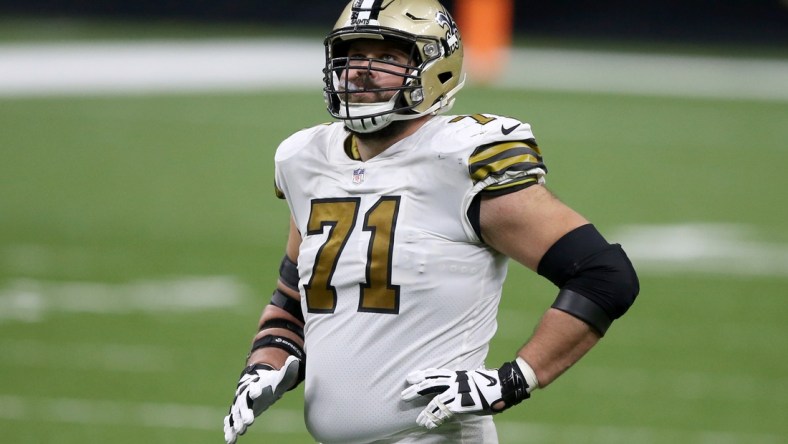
[[274, 114, 545, 444]]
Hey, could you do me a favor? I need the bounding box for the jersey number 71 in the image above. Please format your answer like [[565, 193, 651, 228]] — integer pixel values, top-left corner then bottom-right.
[[304, 196, 401, 314]]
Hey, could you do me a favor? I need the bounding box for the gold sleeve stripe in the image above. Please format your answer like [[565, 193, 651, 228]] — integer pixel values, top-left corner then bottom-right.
[[469, 139, 544, 183], [470, 141, 536, 164], [274, 183, 286, 200], [483, 177, 538, 192], [471, 154, 540, 182]]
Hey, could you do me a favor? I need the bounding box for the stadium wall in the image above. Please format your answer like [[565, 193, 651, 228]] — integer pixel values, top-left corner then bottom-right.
[[1, 0, 787, 46]]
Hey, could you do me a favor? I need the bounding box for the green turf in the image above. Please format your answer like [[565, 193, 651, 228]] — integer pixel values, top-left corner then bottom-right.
[[2, 86, 787, 444]]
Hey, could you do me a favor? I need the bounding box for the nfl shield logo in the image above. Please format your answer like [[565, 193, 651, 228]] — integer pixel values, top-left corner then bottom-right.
[[352, 168, 365, 184]]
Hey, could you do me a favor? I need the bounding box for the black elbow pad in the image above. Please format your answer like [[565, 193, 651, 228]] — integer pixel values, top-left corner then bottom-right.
[[537, 224, 640, 335]]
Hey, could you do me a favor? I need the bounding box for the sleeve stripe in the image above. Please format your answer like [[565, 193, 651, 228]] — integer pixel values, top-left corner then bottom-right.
[[469, 141, 537, 164], [483, 177, 538, 192], [469, 138, 544, 184], [471, 153, 542, 182], [471, 146, 539, 171]]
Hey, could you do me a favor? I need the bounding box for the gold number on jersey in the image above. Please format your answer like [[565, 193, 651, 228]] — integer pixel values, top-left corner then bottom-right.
[[449, 114, 497, 125], [304, 198, 359, 312], [360, 197, 401, 313], [305, 197, 401, 314]]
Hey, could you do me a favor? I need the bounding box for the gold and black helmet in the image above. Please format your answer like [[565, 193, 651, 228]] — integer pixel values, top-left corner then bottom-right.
[[324, 0, 465, 133]]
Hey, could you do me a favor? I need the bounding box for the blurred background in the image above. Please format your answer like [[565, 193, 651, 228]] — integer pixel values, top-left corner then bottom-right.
[[1, 1, 787, 443], [2, 0, 788, 44]]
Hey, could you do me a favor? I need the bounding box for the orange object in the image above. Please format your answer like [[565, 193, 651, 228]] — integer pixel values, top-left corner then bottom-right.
[[453, 0, 514, 84]]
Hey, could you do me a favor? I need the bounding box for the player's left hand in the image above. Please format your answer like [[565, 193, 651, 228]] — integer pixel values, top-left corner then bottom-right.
[[401, 359, 532, 429]]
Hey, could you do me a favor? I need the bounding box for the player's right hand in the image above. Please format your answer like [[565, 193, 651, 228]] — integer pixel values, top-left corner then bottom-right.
[[223, 355, 301, 444]]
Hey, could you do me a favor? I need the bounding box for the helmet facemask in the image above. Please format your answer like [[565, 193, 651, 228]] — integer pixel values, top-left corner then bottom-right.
[[323, 0, 466, 134], [324, 32, 428, 133]]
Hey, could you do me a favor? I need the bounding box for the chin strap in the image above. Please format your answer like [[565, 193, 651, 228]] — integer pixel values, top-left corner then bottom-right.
[[340, 74, 467, 133], [394, 74, 464, 119]]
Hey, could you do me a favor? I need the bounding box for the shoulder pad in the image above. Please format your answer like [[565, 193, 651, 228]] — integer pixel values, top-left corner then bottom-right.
[[441, 114, 546, 194], [275, 122, 341, 162], [443, 114, 536, 146]]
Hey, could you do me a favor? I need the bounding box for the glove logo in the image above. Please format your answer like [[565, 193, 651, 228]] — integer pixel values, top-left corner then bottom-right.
[[475, 371, 498, 387]]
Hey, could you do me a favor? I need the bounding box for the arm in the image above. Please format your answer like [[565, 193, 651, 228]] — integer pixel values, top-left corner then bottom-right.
[[401, 185, 638, 428], [478, 184, 599, 387], [223, 217, 305, 444], [247, 216, 304, 369]]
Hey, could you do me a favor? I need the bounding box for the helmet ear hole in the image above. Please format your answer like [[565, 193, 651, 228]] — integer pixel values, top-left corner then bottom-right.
[[438, 72, 453, 84]]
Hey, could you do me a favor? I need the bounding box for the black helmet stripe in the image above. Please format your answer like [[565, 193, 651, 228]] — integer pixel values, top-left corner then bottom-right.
[[351, 0, 386, 24]]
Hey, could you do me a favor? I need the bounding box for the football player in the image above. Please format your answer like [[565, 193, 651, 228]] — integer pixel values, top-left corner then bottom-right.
[[223, 0, 639, 443]]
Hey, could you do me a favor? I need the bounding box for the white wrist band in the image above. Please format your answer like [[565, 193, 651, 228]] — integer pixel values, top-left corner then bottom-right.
[[515, 357, 540, 393]]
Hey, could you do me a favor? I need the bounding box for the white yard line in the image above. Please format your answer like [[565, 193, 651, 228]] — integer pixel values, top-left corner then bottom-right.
[[496, 421, 785, 444], [609, 223, 788, 276], [1, 39, 786, 101], [0, 395, 302, 432], [0, 395, 781, 442], [0, 39, 325, 96], [0, 339, 175, 372], [0, 275, 250, 323], [1, 222, 786, 326], [570, 364, 788, 404]]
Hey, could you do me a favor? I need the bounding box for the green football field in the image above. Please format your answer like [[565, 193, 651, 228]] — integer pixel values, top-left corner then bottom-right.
[[2, 42, 788, 442]]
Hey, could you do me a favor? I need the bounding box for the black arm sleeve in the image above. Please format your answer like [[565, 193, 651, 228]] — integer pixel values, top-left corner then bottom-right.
[[537, 224, 640, 335]]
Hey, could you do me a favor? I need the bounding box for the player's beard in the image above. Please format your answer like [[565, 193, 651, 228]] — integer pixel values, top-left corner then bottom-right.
[[339, 76, 418, 141], [341, 83, 410, 141], [349, 118, 412, 142]]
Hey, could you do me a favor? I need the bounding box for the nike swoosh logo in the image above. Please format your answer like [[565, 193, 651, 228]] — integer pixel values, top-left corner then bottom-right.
[[476, 371, 498, 387], [501, 123, 521, 135]]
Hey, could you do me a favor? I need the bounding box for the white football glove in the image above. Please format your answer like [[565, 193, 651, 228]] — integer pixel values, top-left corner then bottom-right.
[[223, 355, 300, 444], [401, 358, 537, 430]]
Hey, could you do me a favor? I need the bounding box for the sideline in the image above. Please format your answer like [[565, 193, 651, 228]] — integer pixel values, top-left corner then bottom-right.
[[1, 39, 786, 100], [503, 48, 788, 102]]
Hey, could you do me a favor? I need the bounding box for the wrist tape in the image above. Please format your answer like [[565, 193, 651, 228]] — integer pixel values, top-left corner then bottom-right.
[[250, 335, 305, 361], [248, 335, 306, 387], [515, 357, 539, 394]]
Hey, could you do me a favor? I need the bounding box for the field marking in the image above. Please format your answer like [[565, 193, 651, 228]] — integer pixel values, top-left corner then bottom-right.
[[496, 421, 785, 444], [1, 39, 787, 101], [0, 339, 175, 372], [0, 395, 782, 443], [0, 395, 301, 433], [0, 39, 324, 96], [1, 222, 786, 325], [610, 223, 788, 276], [571, 364, 788, 405], [0, 275, 249, 323], [502, 48, 788, 102]]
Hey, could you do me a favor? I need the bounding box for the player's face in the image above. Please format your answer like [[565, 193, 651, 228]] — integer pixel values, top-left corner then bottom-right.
[[338, 39, 412, 104]]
